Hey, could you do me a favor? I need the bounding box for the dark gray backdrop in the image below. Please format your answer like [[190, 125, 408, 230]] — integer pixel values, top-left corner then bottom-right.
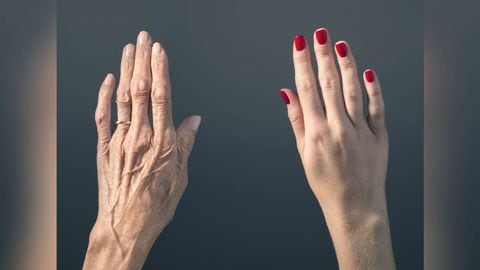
[[58, 0, 423, 269]]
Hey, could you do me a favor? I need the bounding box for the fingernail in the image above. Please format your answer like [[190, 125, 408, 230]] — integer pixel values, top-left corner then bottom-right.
[[315, 28, 328, 45], [103, 73, 114, 86], [138, 31, 150, 44], [279, 90, 290, 105], [190, 116, 202, 132], [152, 42, 162, 55], [124, 44, 134, 56], [365, 69, 375, 83], [335, 41, 348, 57], [294, 35, 306, 51]]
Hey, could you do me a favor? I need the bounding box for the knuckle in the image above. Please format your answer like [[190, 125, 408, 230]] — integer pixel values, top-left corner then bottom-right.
[[131, 78, 151, 98], [297, 79, 317, 94], [340, 60, 356, 71], [369, 106, 385, 119], [334, 128, 350, 144], [116, 85, 131, 103], [368, 88, 382, 98], [125, 138, 150, 153], [308, 132, 323, 143], [306, 126, 325, 143], [287, 113, 303, 127], [344, 88, 362, 102], [95, 111, 109, 126], [124, 128, 153, 153], [151, 84, 170, 103], [151, 95, 170, 109], [320, 76, 340, 94]]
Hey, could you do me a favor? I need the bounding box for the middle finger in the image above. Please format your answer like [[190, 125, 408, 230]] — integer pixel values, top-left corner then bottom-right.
[[130, 31, 153, 130]]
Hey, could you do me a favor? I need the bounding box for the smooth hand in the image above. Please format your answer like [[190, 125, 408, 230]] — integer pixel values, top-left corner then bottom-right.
[[280, 28, 395, 270]]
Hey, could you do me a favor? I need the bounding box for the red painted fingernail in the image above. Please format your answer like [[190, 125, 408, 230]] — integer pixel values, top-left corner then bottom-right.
[[294, 35, 306, 51], [365, 69, 375, 82], [279, 90, 290, 105], [335, 42, 348, 57], [315, 28, 328, 45]]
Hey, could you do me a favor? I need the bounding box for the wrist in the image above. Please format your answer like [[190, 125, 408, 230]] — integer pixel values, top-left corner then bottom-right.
[[318, 194, 395, 270], [318, 189, 390, 239], [314, 181, 388, 218], [83, 223, 155, 270]]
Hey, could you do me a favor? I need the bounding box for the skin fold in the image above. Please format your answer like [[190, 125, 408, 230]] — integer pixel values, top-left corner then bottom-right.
[[84, 29, 395, 270], [280, 28, 395, 270], [83, 31, 201, 270]]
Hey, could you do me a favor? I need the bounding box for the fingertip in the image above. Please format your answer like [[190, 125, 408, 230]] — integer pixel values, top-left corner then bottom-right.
[[190, 115, 202, 132], [314, 28, 328, 45], [103, 73, 115, 86], [152, 42, 164, 55], [334, 41, 349, 57], [137, 30, 151, 44], [364, 69, 376, 83], [123, 43, 135, 56], [294, 35, 306, 51], [335, 40, 348, 46], [279, 89, 291, 105]]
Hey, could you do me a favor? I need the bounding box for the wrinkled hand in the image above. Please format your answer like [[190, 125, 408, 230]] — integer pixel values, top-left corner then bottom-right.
[[84, 31, 201, 270], [280, 28, 394, 270]]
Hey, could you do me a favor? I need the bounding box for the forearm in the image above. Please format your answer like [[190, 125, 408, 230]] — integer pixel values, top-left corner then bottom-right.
[[82, 225, 155, 270], [320, 195, 396, 270]]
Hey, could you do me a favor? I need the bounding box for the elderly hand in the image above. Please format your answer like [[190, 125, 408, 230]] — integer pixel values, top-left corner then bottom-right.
[[83, 31, 201, 270]]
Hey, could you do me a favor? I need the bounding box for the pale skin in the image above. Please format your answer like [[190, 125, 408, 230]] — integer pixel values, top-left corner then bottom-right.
[[83, 31, 201, 269], [84, 29, 395, 270], [280, 28, 395, 269]]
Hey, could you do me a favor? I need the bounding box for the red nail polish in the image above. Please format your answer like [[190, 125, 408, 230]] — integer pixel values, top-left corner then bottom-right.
[[294, 35, 306, 51], [365, 69, 375, 83], [279, 90, 290, 105], [315, 29, 328, 45], [335, 42, 348, 57]]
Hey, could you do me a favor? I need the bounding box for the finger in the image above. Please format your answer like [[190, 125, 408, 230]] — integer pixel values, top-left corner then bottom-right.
[[116, 44, 135, 124], [130, 31, 153, 129], [363, 69, 386, 134], [176, 115, 202, 167], [292, 34, 325, 126], [334, 40, 365, 125], [280, 88, 305, 151], [151, 42, 174, 137], [312, 28, 347, 124], [95, 73, 115, 155]]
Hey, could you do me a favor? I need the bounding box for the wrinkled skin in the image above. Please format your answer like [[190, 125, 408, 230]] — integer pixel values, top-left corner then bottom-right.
[[84, 31, 201, 270]]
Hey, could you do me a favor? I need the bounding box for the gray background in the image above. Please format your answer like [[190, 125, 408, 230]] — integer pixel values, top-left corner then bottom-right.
[[59, 0, 423, 269]]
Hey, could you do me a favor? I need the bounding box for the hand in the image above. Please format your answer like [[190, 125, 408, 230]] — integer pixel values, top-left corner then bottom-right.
[[280, 28, 395, 270], [83, 31, 201, 270]]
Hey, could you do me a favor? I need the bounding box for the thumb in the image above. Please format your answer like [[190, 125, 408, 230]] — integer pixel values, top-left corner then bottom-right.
[[176, 115, 202, 165]]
